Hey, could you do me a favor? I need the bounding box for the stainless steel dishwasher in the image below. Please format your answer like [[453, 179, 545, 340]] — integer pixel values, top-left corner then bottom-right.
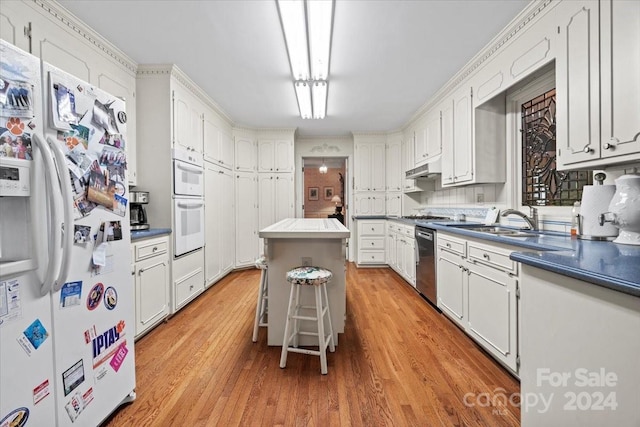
[[415, 225, 437, 306]]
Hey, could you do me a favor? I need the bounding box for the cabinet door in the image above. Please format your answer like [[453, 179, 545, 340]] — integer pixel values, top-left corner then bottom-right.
[[274, 140, 294, 172], [354, 142, 372, 191], [371, 194, 386, 215], [274, 174, 294, 222], [395, 235, 404, 273], [414, 120, 428, 165], [386, 193, 402, 217], [173, 86, 203, 154], [370, 142, 386, 191], [437, 249, 465, 326], [403, 237, 416, 286], [257, 139, 275, 172], [466, 263, 518, 371], [441, 99, 455, 186], [556, 1, 601, 166], [136, 254, 169, 337], [235, 172, 258, 266], [401, 135, 417, 191], [221, 169, 235, 272], [205, 164, 223, 284], [353, 193, 371, 215], [258, 174, 275, 229], [203, 116, 220, 165], [453, 87, 473, 183], [600, 0, 640, 158], [425, 110, 442, 162], [235, 137, 256, 172], [220, 130, 234, 169], [385, 230, 396, 267], [386, 139, 402, 191]]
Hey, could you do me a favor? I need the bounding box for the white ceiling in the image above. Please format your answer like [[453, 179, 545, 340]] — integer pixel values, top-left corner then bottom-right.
[[58, 0, 530, 138]]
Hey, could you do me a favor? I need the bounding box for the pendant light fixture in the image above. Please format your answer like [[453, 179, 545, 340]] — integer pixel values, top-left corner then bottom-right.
[[319, 158, 328, 174]]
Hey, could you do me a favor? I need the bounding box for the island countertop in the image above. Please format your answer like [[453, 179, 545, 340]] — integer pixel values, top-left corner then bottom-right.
[[259, 218, 350, 239]]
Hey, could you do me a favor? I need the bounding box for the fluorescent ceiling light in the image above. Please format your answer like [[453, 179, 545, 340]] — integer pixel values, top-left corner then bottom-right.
[[277, 0, 309, 80], [312, 80, 327, 119], [307, 0, 334, 80], [294, 81, 312, 119]]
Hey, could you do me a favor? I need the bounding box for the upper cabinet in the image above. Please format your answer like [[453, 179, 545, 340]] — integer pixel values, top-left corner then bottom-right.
[[385, 135, 402, 192], [234, 136, 257, 172], [414, 110, 442, 167], [556, 0, 640, 169], [354, 137, 386, 192], [258, 138, 294, 173], [203, 112, 233, 169], [173, 84, 204, 155]]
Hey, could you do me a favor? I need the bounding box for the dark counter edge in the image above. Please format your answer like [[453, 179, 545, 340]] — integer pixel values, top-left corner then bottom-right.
[[510, 251, 640, 297], [131, 228, 172, 241]]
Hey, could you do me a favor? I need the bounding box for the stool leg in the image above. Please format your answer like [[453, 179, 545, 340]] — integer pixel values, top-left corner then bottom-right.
[[292, 283, 301, 348], [315, 285, 328, 375], [322, 282, 335, 353], [280, 283, 297, 369], [252, 269, 266, 342]]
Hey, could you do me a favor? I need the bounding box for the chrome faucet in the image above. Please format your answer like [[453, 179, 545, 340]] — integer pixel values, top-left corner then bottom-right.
[[501, 206, 539, 230]]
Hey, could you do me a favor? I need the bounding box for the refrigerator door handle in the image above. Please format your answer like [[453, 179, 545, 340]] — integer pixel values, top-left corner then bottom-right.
[[32, 133, 61, 295], [47, 136, 75, 292]]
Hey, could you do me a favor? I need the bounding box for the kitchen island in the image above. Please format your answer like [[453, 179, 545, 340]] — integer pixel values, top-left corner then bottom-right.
[[259, 218, 350, 346]]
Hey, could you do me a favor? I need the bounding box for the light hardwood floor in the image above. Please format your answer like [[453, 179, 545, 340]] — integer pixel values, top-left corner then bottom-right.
[[103, 263, 520, 426]]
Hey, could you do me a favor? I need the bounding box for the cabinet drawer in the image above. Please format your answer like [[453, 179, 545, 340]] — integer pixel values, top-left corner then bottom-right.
[[358, 221, 385, 236], [468, 243, 516, 274], [358, 250, 386, 264], [360, 237, 384, 249], [402, 226, 414, 237], [437, 235, 466, 256], [175, 268, 204, 309], [135, 238, 168, 261]]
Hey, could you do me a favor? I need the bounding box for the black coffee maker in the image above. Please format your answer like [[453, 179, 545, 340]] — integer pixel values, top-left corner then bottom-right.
[[130, 191, 149, 230]]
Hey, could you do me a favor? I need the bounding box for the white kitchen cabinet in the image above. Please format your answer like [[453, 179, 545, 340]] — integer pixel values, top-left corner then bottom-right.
[[414, 109, 442, 167], [354, 138, 386, 192], [386, 192, 402, 217], [556, 0, 640, 169], [385, 223, 397, 268], [258, 139, 294, 173], [385, 137, 402, 192], [258, 173, 294, 230], [385, 221, 416, 286], [436, 232, 520, 374], [353, 192, 385, 216], [401, 133, 421, 192], [401, 234, 416, 287], [235, 171, 258, 267], [436, 234, 467, 328], [203, 113, 233, 170], [133, 236, 170, 339], [173, 84, 204, 155], [205, 162, 234, 287], [356, 220, 386, 265], [172, 248, 205, 313], [235, 136, 257, 172]]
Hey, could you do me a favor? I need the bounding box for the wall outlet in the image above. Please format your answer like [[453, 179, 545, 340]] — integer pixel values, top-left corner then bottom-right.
[[301, 257, 312, 267], [476, 193, 485, 203]]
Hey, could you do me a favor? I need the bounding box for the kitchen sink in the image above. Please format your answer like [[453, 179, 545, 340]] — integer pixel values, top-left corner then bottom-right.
[[456, 225, 539, 237]]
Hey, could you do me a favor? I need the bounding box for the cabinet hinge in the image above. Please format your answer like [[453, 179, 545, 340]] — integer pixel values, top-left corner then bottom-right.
[[516, 355, 521, 369], [470, 87, 473, 98], [25, 23, 33, 53], [516, 284, 520, 299], [558, 148, 561, 156], [301, 166, 304, 172], [557, 26, 560, 34]]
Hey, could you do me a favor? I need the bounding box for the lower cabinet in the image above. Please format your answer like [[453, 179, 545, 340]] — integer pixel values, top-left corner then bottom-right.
[[386, 221, 416, 287], [172, 248, 205, 313], [356, 219, 386, 265], [436, 232, 520, 375], [133, 236, 170, 339]]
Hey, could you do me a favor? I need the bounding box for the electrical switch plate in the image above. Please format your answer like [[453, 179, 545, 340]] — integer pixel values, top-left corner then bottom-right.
[[476, 193, 484, 203], [301, 257, 312, 266]]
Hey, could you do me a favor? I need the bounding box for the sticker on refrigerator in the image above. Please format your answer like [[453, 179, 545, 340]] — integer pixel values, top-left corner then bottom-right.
[[103, 286, 117, 310], [95, 365, 108, 382], [33, 379, 50, 405], [92, 320, 126, 369], [0, 407, 29, 427], [0, 279, 22, 327], [60, 281, 82, 308], [62, 359, 85, 396], [86, 282, 104, 311], [17, 318, 49, 356], [109, 342, 128, 372], [64, 391, 85, 423], [83, 325, 97, 343]]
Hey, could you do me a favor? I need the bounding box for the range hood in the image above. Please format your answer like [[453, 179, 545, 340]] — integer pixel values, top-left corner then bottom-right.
[[405, 155, 442, 179]]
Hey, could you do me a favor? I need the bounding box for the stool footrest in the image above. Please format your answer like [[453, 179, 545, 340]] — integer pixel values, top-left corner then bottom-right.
[[285, 347, 322, 357]]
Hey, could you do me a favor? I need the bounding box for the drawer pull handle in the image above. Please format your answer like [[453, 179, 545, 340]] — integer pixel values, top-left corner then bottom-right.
[[446, 243, 451, 248], [483, 253, 490, 259], [153, 247, 158, 252], [371, 242, 375, 245]]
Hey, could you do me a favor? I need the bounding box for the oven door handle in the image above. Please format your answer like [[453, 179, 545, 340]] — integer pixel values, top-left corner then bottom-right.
[[176, 162, 203, 174], [177, 201, 205, 208], [416, 231, 433, 240]]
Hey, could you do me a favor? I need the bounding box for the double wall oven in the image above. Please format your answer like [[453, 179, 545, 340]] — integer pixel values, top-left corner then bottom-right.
[[173, 148, 204, 257]]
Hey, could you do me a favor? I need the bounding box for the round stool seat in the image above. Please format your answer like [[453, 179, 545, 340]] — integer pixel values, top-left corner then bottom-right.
[[286, 266, 332, 286], [255, 256, 268, 270]]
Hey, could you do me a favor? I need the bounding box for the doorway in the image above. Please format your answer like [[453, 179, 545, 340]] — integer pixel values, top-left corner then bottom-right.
[[302, 157, 347, 224]]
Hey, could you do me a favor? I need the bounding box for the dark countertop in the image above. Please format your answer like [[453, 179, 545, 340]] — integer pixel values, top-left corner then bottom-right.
[[428, 222, 640, 298], [131, 228, 172, 241]]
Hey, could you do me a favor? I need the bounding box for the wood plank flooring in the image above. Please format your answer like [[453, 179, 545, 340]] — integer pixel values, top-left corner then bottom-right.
[[102, 263, 520, 426]]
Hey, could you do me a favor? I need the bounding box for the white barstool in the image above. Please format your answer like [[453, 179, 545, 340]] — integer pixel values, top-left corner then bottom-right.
[[280, 266, 335, 375], [252, 256, 268, 342]]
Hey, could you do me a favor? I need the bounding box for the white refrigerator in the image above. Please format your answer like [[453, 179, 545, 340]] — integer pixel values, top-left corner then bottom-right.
[[0, 40, 135, 426]]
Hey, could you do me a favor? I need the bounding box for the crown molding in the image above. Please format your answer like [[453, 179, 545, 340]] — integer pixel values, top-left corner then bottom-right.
[[32, 0, 137, 74]]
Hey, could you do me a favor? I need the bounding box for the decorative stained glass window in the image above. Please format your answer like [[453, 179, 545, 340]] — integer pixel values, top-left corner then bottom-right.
[[521, 88, 592, 206]]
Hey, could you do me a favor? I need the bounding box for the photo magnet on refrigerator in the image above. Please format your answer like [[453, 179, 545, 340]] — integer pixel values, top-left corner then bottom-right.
[[60, 281, 82, 308], [86, 282, 104, 311], [17, 318, 49, 356]]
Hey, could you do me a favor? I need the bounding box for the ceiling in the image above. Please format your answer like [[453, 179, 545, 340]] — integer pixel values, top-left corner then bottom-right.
[[58, 0, 530, 138]]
